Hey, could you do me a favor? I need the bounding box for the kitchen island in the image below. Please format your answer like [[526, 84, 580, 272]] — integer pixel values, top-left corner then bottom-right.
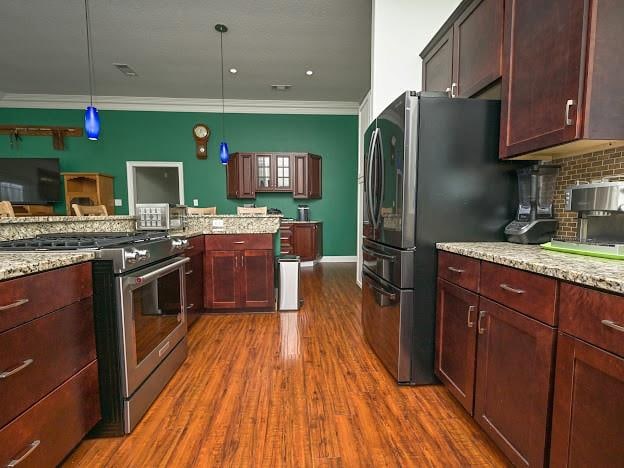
[[435, 241, 624, 467]]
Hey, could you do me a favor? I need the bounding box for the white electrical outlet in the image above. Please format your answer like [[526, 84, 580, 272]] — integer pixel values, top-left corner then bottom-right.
[[114, 199, 123, 207], [212, 219, 224, 228], [193, 199, 199, 207]]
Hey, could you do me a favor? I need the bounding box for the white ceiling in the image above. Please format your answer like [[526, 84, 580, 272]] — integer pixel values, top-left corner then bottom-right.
[[0, 0, 371, 102]]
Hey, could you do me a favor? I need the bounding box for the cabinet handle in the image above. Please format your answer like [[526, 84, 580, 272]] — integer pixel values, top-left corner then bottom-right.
[[185, 269, 193, 276], [186, 245, 195, 250], [186, 304, 195, 310], [7, 439, 40, 467], [478, 311, 487, 334], [447, 266, 465, 274], [233, 241, 246, 244], [565, 99, 576, 126], [451, 82, 458, 98], [601, 319, 624, 333], [467, 306, 476, 328], [0, 298, 29, 311], [499, 283, 525, 295], [0, 359, 34, 379]]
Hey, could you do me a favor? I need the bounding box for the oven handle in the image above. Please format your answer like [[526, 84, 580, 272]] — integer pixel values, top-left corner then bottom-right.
[[124, 257, 190, 287]]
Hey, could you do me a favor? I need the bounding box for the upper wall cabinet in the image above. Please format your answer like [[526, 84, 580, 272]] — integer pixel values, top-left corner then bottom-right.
[[500, 0, 624, 159], [227, 152, 322, 200], [421, 0, 503, 98]]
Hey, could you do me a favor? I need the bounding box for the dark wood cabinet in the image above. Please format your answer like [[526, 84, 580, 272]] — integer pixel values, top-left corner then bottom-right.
[[421, 0, 503, 97], [550, 332, 624, 467], [500, 0, 624, 158], [475, 297, 556, 467], [435, 279, 478, 414], [280, 222, 322, 261], [227, 152, 321, 199], [204, 234, 274, 311], [184, 235, 205, 328], [227, 153, 256, 199]]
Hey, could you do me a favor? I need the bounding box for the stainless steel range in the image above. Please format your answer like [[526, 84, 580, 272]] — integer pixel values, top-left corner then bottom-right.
[[0, 232, 190, 435]]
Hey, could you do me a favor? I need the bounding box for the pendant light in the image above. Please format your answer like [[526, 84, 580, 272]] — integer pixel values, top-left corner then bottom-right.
[[83, 0, 100, 140], [215, 24, 229, 165]]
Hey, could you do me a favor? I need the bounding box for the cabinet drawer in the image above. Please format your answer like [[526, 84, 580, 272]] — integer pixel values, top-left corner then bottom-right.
[[560, 283, 624, 358], [0, 361, 100, 468], [0, 262, 92, 333], [437, 251, 480, 292], [480, 261, 557, 325], [185, 235, 205, 253], [205, 234, 273, 251]]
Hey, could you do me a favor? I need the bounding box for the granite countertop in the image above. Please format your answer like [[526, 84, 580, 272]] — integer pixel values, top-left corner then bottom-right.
[[437, 242, 624, 294], [0, 252, 96, 281], [0, 215, 136, 224], [280, 219, 322, 224]]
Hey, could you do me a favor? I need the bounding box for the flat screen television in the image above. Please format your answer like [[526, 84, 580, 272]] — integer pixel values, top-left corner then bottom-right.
[[0, 158, 61, 204]]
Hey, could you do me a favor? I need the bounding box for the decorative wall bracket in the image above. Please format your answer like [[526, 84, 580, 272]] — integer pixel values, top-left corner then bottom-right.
[[0, 125, 84, 150]]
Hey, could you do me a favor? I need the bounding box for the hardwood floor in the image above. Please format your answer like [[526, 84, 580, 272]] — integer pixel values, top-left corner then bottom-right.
[[64, 263, 509, 467]]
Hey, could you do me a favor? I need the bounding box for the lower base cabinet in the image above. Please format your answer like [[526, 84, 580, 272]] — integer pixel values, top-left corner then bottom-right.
[[184, 236, 205, 328], [475, 298, 556, 467], [204, 234, 274, 311], [280, 222, 322, 261]]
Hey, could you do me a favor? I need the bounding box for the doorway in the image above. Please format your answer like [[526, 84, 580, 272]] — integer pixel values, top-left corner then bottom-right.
[[126, 162, 185, 215]]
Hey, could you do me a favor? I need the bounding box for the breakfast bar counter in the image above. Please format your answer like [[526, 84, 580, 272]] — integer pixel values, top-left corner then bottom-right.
[[0, 251, 96, 281]]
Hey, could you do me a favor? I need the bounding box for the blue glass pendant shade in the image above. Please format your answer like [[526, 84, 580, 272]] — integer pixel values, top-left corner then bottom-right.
[[84, 106, 100, 140], [219, 141, 230, 165]]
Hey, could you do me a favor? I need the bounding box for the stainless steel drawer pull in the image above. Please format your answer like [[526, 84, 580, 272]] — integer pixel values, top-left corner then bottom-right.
[[0, 298, 29, 311], [369, 284, 397, 300], [233, 241, 246, 244], [185, 269, 194, 276], [362, 246, 396, 261], [601, 320, 624, 333], [467, 306, 476, 328], [0, 359, 34, 379], [499, 283, 525, 294], [7, 439, 40, 467], [478, 311, 487, 334], [447, 266, 465, 274], [186, 304, 195, 310]]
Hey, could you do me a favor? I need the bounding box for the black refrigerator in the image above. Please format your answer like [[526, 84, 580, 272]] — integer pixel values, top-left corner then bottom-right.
[[361, 91, 520, 384]]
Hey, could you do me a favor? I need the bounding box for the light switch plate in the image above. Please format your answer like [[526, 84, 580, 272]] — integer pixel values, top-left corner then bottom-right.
[[193, 199, 199, 206], [114, 199, 123, 207], [212, 219, 224, 228]]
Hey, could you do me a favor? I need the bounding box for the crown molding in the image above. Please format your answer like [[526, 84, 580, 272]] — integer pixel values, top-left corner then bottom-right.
[[0, 93, 359, 115]]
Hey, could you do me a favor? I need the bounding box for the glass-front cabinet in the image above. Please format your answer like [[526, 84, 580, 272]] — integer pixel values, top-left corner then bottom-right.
[[254, 153, 292, 192], [256, 154, 272, 190], [275, 154, 292, 190]]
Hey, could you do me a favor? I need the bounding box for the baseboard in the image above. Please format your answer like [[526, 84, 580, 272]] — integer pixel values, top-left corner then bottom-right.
[[319, 256, 357, 263]]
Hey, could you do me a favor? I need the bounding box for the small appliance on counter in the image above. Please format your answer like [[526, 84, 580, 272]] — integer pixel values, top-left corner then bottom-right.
[[136, 203, 187, 231], [297, 205, 310, 221], [505, 164, 560, 244], [542, 178, 624, 259]]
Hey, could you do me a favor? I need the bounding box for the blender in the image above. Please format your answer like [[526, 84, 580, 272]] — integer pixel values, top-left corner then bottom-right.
[[505, 164, 560, 244]]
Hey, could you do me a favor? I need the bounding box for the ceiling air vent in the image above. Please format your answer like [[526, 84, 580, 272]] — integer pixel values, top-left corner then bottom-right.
[[271, 84, 292, 91], [113, 63, 138, 77]]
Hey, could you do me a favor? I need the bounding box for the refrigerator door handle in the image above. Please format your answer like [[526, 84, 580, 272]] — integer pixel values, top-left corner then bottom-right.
[[375, 129, 385, 228], [367, 128, 379, 229]]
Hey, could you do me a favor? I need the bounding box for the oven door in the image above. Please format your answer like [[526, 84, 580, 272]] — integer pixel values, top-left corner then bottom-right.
[[361, 268, 414, 383], [119, 256, 190, 397]]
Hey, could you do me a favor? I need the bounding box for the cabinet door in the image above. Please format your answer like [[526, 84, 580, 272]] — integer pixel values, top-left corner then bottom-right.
[[292, 153, 308, 198], [422, 28, 454, 93], [453, 0, 503, 97], [307, 155, 322, 198], [500, 0, 586, 158], [475, 297, 556, 467], [185, 252, 204, 327], [293, 224, 316, 261], [204, 251, 239, 309], [435, 279, 479, 414], [255, 154, 273, 191], [274, 154, 293, 191], [238, 153, 256, 198], [550, 333, 624, 467], [240, 250, 274, 309]]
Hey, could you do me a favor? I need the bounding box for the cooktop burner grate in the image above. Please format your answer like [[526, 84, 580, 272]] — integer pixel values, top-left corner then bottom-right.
[[0, 231, 169, 251]]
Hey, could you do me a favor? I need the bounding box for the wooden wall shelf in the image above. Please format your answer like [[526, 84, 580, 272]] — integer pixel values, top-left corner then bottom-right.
[[0, 125, 83, 150]]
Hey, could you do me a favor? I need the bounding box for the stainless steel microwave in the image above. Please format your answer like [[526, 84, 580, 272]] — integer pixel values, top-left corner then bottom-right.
[[135, 204, 187, 231]]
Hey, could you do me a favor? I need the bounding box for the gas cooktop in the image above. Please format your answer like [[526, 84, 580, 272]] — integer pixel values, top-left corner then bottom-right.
[[0, 232, 169, 251]]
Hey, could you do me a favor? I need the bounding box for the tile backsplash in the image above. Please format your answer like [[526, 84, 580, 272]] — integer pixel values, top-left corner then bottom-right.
[[552, 146, 624, 239]]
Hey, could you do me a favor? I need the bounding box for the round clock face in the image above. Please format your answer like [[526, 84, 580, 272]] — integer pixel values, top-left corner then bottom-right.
[[194, 125, 208, 139]]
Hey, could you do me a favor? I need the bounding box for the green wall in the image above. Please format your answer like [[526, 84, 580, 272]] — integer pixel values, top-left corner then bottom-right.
[[0, 108, 358, 256]]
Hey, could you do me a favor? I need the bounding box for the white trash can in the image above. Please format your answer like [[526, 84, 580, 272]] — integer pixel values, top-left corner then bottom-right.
[[278, 255, 301, 311]]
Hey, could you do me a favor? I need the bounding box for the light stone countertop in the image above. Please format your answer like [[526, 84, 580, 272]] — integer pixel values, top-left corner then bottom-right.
[[0, 215, 136, 224], [437, 242, 624, 295], [0, 251, 96, 281]]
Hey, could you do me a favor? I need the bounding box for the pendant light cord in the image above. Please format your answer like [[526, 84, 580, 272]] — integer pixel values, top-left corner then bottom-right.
[[84, 0, 95, 107], [219, 30, 226, 139]]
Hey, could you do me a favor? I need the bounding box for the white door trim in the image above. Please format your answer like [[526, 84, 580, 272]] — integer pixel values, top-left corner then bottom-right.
[[356, 91, 372, 287], [126, 161, 185, 215]]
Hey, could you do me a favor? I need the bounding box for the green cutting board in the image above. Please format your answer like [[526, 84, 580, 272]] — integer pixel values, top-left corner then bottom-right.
[[541, 242, 624, 260]]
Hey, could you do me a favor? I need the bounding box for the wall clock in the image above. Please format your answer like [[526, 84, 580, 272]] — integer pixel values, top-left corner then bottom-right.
[[193, 124, 211, 160]]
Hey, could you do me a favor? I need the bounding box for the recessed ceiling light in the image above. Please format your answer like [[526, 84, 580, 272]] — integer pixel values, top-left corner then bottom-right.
[[229, 68, 238, 74], [305, 70, 314, 76], [113, 63, 138, 77], [271, 84, 292, 91]]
